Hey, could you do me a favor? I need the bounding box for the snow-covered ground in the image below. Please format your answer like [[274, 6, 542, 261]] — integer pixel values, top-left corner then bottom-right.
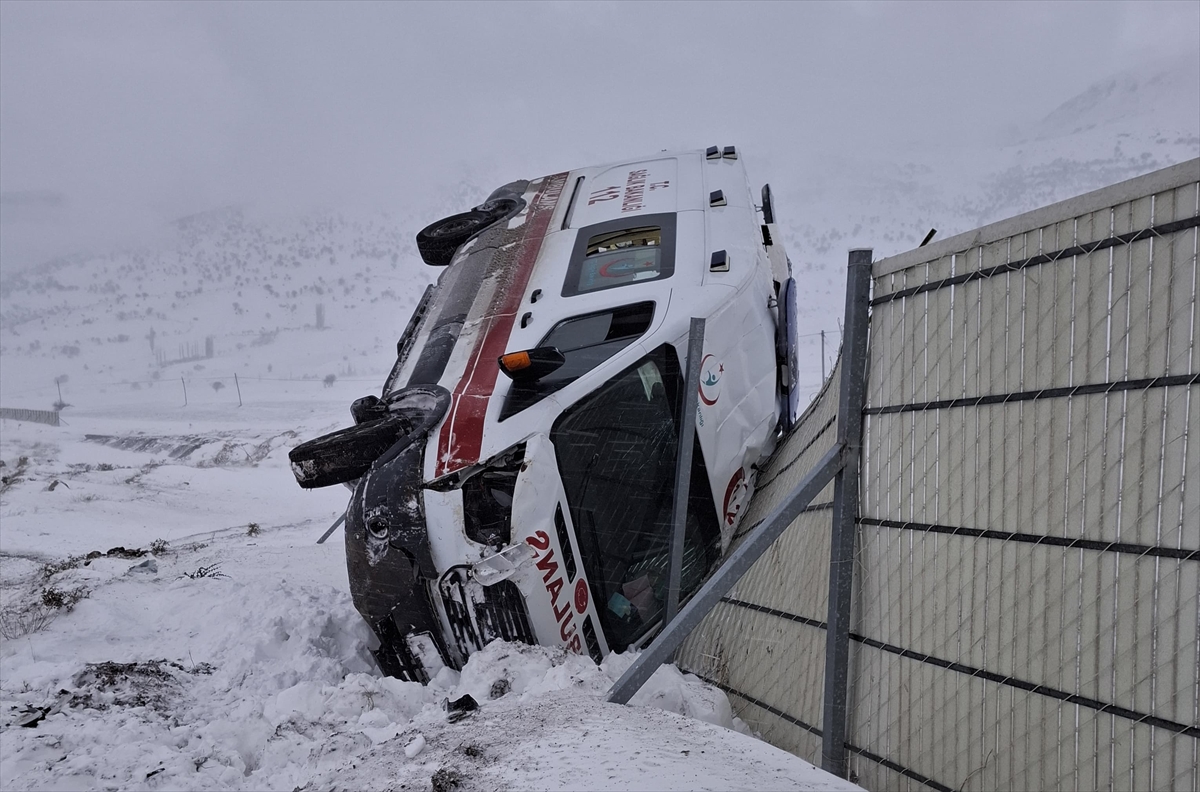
[[0, 399, 860, 791]]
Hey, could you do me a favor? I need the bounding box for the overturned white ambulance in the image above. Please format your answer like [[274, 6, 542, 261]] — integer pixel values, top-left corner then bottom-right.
[[290, 147, 802, 681]]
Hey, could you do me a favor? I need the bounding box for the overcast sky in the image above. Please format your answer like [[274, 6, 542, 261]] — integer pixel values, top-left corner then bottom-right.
[[2, 0, 1198, 267]]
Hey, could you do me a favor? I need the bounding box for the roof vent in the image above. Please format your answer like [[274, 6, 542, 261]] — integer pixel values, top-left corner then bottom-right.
[[710, 250, 729, 272], [705, 146, 721, 160], [709, 190, 726, 207], [722, 146, 737, 160]]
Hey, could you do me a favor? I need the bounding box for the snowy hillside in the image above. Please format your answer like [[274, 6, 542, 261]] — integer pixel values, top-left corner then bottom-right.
[[2, 60, 1197, 405], [768, 57, 1198, 349]]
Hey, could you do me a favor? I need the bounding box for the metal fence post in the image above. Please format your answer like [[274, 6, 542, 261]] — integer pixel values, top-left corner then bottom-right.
[[821, 248, 873, 778], [664, 318, 705, 626]]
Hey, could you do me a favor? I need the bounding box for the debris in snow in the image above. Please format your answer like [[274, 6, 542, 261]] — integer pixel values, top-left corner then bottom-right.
[[15, 693, 71, 728], [445, 694, 479, 723]]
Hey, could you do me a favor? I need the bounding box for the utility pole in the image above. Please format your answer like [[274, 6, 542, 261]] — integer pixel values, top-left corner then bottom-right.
[[821, 330, 826, 381]]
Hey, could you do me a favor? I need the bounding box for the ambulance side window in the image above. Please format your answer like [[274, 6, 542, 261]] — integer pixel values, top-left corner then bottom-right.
[[562, 213, 677, 297], [499, 302, 655, 420]]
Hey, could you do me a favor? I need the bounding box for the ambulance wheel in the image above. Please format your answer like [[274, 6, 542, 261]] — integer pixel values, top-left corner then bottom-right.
[[778, 277, 800, 433], [473, 196, 521, 221], [416, 210, 493, 267]]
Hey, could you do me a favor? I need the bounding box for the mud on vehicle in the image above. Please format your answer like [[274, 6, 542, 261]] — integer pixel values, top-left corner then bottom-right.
[[290, 147, 802, 681]]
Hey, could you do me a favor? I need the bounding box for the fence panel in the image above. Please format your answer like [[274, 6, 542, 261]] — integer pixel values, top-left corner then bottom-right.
[[674, 354, 845, 766], [667, 158, 1199, 790], [852, 159, 1198, 791], [0, 407, 60, 426]]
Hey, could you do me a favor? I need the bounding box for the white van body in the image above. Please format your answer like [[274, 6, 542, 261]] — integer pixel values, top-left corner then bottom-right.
[[290, 148, 798, 679]]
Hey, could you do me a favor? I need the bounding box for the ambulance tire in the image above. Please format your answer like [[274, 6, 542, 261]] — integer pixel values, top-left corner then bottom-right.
[[473, 196, 521, 221], [779, 277, 801, 434], [416, 210, 493, 267]]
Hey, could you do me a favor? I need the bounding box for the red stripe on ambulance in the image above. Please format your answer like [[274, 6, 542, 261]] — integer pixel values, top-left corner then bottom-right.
[[435, 173, 569, 477]]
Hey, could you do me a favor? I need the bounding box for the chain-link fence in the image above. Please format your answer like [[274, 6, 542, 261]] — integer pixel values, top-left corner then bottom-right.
[[613, 158, 1199, 791]]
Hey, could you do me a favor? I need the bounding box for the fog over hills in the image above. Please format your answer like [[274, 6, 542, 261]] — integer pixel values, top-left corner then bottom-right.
[[2, 52, 1195, 411]]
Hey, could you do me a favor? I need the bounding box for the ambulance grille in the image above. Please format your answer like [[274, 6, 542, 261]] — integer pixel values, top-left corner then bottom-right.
[[582, 616, 603, 664], [553, 504, 577, 580], [440, 569, 535, 661]]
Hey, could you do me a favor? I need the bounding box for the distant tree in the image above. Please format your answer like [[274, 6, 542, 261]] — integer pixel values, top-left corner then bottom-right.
[[212, 381, 225, 393]]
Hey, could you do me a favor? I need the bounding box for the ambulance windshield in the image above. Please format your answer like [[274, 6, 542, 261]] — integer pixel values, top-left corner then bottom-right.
[[550, 345, 720, 651]]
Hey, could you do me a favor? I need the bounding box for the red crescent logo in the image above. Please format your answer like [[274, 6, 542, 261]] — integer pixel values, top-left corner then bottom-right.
[[574, 579, 589, 614], [723, 468, 748, 527], [698, 353, 720, 406]]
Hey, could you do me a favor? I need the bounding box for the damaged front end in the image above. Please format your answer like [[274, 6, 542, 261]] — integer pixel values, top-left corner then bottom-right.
[[291, 398, 542, 682], [342, 391, 447, 682], [289, 385, 459, 681], [287, 176, 552, 683]]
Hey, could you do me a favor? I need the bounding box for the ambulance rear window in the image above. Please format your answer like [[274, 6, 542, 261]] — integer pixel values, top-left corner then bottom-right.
[[562, 213, 676, 297]]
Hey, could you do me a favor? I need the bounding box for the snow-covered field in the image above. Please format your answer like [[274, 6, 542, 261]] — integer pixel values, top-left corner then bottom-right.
[[0, 141, 877, 790], [0, 401, 860, 791]]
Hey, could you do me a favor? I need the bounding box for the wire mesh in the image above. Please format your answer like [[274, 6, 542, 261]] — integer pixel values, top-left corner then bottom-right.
[[676, 356, 842, 763], [672, 161, 1199, 791]]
